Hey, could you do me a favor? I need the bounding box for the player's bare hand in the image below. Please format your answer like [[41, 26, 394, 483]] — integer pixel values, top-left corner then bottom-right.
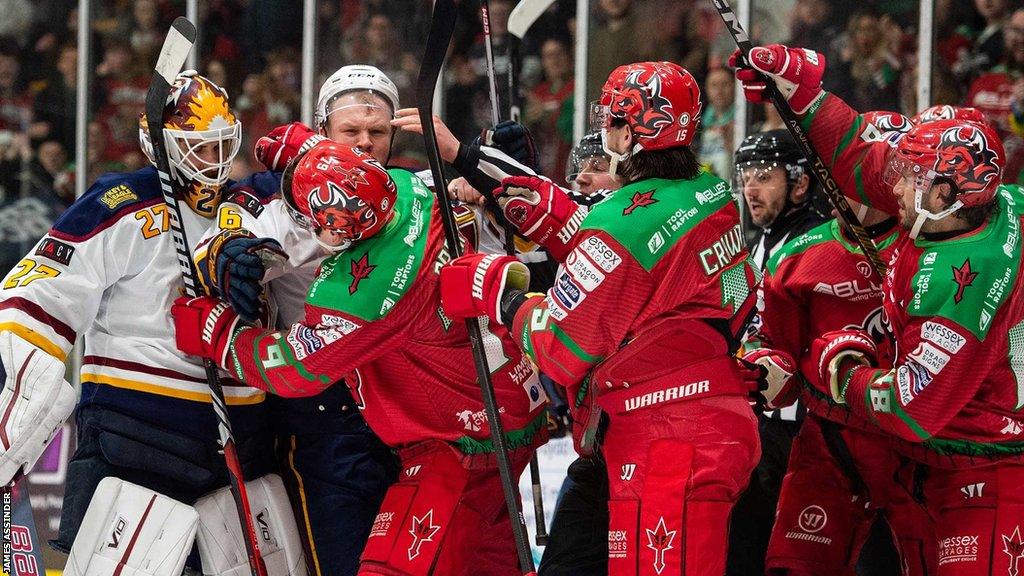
[[448, 177, 485, 205], [391, 108, 460, 163]]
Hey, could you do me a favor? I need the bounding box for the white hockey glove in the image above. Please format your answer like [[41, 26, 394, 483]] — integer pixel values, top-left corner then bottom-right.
[[0, 331, 78, 485]]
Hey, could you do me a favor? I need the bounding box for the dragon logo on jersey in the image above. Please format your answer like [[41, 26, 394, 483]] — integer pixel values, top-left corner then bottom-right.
[[348, 252, 375, 294], [951, 258, 978, 304], [611, 69, 674, 140], [308, 180, 379, 240], [407, 510, 441, 561], [645, 517, 676, 575], [623, 189, 658, 216], [937, 125, 1000, 195]]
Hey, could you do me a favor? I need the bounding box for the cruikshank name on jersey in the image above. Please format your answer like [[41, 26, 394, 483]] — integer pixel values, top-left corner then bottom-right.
[[699, 224, 744, 275]]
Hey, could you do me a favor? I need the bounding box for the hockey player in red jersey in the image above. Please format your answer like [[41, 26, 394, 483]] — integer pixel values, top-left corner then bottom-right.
[[173, 141, 547, 576], [440, 61, 762, 576], [734, 42, 1024, 576], [746, 111, 936, 576]]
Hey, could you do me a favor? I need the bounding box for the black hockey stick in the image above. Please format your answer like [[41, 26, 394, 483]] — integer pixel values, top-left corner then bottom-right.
[[144, 17, 268, 576], [507, 0, 558, 545], [507, 0, 557, 123], [417, 1, 537, 574], [711, 0, 886, 280]]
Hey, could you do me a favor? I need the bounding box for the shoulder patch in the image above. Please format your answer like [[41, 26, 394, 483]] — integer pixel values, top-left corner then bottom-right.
[[225, 188, 265, 218], [34, 237, 75, 265], [584, 173, 732, 271], [99, 184, 138, 209], [765, 220, 834, 274]]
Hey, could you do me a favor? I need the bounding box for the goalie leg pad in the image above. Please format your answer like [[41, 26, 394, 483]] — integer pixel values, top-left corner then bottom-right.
[[0, 330, 77, 485], [195, 473, 308, 576], [62, 477, 199, 576]]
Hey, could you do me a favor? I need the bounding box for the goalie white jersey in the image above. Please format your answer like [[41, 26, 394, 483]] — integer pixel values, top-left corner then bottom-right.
[[0, 167, 265, 435]]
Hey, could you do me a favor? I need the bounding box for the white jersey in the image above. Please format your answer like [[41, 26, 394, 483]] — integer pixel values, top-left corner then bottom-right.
[[196, 170, 323, 327], [0, 167, 264, 436]]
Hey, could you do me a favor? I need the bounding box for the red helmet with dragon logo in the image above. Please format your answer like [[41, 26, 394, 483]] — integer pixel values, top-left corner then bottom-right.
[[599, 62, 702, 150], [912, 104, 989, 127], [284, 141, 396, 243]]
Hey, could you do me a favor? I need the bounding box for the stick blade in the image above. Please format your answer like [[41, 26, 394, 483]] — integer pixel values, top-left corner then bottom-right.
[[508, 0, 557, 40], [145, 18, 196, 151]]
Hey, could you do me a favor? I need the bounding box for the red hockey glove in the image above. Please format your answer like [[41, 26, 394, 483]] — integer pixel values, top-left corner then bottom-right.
[[742, 348, 799, 410], [494, 175, 586, 261], [440, 253, 530, 324], [809, 329, 877, 404], [171, 296, 241, 368], [728, 44, 826, 114], [253, 122, 327, 171]]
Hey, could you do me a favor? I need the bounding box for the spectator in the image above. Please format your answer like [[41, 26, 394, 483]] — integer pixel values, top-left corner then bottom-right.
[[95, 40, 149, 163], [832, 11, 902, 112], [524, 38, 574, 180], [465, 0, 518, 127], [128, 0, 164, 64], [0, 38, 31, 133], [970, 7, 1024, 183], [698, 67, 736, 178], [31, 43, 76, 154], [955, 0, 1012, 82], [587, 0, 644, 102], [205, 59, 230, 95], [338, 12, 414, 104], [0, 0, 33, 48], [24, 139, 71, 208], [242, 0, 303, 72]]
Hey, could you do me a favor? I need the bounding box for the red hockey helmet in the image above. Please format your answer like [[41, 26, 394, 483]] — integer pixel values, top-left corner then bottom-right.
[[284, 141, 396, 243], [598, 62, 702, 151], [861, 111, 912, 135], [912, 104, 989, 127]]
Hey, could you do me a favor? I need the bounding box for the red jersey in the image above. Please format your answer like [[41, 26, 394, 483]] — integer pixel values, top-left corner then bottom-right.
[[511, 173, 760, 411], [221, 170, 547, 452], [761, 219, 900, 427], [804, 93, 1024, 462]]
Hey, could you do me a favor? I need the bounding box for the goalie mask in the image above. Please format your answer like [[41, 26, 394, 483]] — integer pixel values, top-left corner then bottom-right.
[[139, 71, 241, 217], [283, 141, 396, 252], [597, 62, 702, 175], [884, 119, 1004, 237]]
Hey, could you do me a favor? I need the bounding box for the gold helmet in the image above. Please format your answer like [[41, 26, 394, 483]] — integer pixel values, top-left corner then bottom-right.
[[139, 71, 241, 216]]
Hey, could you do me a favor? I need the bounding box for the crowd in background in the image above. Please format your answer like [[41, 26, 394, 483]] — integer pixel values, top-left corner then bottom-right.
[[0, 0, 1022, 275]]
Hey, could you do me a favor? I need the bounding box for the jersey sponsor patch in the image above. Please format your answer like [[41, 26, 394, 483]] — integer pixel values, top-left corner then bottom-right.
[[285, 324, 346, 360], [921, 321, 967, 353], [579, 236, 622, 273], [896, 361, 933, 405], [34, 238, 75, 265], [545, 294, 568, 321], [319, 314, 361, 334], [99, 184, 138, 209], [908, 341, 951, 375], [225, 189, 265, 217], [552, 273, 586, 311], [695, 180, 730, 205], [565, 250, 606, 291]]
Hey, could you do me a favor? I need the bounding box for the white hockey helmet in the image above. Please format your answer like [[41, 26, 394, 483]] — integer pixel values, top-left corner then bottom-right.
[[314, 65, 400, 130]]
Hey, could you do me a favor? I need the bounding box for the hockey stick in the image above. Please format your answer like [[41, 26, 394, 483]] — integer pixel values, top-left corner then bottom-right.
[[711, 0, 887, 280], [144, 17, 268, 576], [480, 0, 504, 127], [507, 0, 557, 122], [507, 0, 558, 545], [417, 1, 537, 574]]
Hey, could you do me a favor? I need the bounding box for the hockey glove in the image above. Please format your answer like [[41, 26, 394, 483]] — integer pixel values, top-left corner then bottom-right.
[[728, 44, 826, 114], [199, 230, 287, 323], [494, 175, 587, 261], [809, 329, 878, 404], [171, 296, 242, 368], [480, 120, 539, 172], [440, 253, 530, 325], [742, 348, 799, 410], [254, 122, 327, 172]]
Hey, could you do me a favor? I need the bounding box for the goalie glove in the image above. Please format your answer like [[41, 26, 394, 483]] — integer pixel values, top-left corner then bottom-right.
[[0, 331, 77, 485], [493, 175, 587, 261]]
